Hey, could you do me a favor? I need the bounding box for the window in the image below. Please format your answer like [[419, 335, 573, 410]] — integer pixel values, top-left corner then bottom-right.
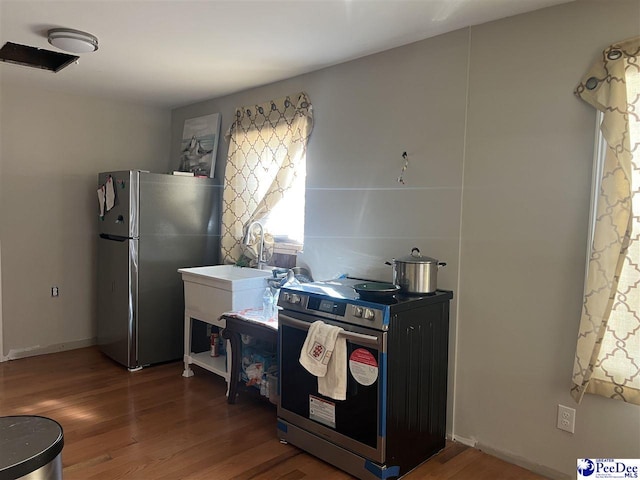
[[220, 92, 313, 265], [572, 38, 639, 405], [262, 158, 306, 245], [579, 110, 639, 402]]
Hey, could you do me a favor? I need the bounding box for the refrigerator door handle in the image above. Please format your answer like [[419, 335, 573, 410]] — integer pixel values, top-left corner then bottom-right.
[[99, 233, 129, 242]]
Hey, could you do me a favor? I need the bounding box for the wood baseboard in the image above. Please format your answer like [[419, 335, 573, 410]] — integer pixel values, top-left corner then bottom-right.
[[2, 337, 96, 361]]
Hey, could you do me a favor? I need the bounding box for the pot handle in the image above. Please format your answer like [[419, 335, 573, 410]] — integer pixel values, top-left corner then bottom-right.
[[385, 261, 393, 266], [411, 247, 421, 257], [438, 262, 447, 269]]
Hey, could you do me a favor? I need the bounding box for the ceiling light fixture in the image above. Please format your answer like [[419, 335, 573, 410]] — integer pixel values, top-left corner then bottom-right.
[[47, 28, 98, 54]]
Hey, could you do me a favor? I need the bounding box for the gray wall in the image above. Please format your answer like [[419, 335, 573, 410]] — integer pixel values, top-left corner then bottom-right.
[[456, 0, 640, 476], [0, 85, 171, 358], [172, 1, 640, 477]]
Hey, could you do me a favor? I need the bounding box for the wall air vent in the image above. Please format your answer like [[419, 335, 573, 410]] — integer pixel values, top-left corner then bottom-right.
[[0, 42, 78, 72]]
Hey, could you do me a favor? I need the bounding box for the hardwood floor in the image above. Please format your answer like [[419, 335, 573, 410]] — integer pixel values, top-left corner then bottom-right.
[[0, 347, 547, 479]]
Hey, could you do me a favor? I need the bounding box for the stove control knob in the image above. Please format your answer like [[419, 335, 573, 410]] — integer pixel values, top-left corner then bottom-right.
[[353, 306, 364, 318], [364, 309, 375, 320], [290, 294, 302, 305], [281, 292, 290, 303]]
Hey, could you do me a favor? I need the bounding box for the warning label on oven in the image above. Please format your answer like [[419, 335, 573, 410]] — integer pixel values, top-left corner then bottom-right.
[[349, 348, 378, 386], [309, 395, 336, 428]]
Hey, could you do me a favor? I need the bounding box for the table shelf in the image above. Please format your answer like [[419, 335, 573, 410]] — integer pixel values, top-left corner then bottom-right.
[[183, 350, 229, 381]]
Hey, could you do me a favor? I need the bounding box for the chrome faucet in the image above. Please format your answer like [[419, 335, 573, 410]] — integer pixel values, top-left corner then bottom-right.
[[243, 221, 266, 269]]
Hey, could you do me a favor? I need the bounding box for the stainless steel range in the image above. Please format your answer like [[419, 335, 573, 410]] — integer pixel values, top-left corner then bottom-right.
[[276, 277, 453, 480]]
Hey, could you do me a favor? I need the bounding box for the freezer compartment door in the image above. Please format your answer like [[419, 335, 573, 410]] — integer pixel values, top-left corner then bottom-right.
[[97, 235, 138, 369], [98, 170, 139, 238], [138, 172, 220, 238]]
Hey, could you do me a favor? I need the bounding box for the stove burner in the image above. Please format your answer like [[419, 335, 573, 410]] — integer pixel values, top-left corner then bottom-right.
[[358, 294, 399, 305]]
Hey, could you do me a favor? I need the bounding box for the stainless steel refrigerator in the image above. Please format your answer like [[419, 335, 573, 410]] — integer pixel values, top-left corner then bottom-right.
[[97, 170, 220, 370]]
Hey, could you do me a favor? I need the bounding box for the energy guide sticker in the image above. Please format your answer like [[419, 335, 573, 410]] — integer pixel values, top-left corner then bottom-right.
[[309, 395, 336, 429], [349, 348, 378, 386], [578, 459, 640, 479]]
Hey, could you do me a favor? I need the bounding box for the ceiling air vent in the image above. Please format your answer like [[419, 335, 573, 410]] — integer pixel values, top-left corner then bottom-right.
[[0, 42, 78, 72]]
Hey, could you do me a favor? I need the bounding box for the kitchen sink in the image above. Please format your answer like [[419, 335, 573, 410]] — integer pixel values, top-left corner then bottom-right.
[[178, 264, 272, 291], [178, 264, 274, 383]]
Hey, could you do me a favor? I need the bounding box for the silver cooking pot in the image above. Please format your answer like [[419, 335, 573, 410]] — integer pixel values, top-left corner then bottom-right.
[[386, 247, 446, 294]]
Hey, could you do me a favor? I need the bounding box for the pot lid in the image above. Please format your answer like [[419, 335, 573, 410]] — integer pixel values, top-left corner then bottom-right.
[[396, 247, 439, 264]]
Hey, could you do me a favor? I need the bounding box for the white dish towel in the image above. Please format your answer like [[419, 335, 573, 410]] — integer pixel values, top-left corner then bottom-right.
[[299, 320, 347, 400]]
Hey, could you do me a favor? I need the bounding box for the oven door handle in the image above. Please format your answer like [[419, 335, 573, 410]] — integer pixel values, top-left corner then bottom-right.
[[279, 314, 380, 347]]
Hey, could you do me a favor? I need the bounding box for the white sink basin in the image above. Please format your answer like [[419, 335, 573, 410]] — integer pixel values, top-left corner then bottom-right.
[[178, 264, 272, 291], [178, 265, 273, 320]]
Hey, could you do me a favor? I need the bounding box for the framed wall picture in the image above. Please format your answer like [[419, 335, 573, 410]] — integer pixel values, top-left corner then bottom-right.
[[178, 113, 221, 178]]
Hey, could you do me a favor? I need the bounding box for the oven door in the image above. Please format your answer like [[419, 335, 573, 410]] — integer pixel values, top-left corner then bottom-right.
[[278, 311, 387, 463]]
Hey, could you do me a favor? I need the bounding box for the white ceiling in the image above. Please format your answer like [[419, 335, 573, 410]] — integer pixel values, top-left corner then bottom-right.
[[1, 0, 574, 109]]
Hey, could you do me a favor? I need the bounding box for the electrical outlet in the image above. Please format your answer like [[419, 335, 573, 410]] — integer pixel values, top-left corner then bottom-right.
[[557, 404, 575, 433], [51, 286, 59, 297]]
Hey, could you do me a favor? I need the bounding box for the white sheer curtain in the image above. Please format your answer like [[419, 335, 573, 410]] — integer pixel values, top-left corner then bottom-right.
[[220, 92, 313, 265], [572, 36, 640, 405]]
